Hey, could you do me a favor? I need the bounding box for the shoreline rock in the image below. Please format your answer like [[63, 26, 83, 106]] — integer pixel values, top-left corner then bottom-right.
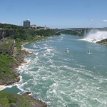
[[0, 85, 6, 91], [97, 39, 107, 45]]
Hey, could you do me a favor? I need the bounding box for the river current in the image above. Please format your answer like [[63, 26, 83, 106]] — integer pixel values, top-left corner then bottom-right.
[[6, 34, 107, 107]]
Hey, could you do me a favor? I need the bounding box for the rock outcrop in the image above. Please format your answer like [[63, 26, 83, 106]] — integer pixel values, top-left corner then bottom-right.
[[97, 39, 107, 44], [0, 29, 15, 40]]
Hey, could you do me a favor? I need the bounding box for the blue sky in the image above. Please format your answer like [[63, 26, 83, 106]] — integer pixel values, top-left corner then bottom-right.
[[0, 0, 107, 28]]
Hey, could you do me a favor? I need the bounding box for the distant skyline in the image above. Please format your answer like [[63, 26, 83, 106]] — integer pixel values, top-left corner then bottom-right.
[[0, 0, 107, 28]]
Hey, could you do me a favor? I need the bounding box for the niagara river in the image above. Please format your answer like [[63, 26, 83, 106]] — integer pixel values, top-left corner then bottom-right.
[[5, 33, 107, 107]]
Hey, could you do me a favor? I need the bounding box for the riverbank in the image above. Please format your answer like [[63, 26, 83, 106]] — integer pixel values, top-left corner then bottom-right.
[[0, 85, 6, 91], [0, 24, 59, 106], [0, 91, 47, 107], [0, 40, 47, 107]]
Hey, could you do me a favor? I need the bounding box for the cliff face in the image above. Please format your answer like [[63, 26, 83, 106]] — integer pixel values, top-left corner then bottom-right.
[[0, 39, 15, 55], [0, 29, 15, 40]]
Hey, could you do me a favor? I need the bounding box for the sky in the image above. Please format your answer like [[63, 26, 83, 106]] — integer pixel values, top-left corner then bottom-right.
[[0, 0, 107, 28]]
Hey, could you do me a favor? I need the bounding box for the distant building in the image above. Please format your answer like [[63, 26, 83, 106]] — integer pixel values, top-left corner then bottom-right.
[[37, 26, 49, 30], [23, 20, 30, 27], [30, 24, 37, 29]]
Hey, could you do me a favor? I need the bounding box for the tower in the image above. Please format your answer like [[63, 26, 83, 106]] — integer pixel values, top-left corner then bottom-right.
[[23, 20, 30, 27]]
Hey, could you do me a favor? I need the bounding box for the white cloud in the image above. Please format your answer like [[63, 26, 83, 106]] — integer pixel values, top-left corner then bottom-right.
[[102, 20, 107, 22]]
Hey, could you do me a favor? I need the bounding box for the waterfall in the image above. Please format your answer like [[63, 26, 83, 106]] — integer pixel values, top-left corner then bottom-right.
[[82, 29, 107, 43]]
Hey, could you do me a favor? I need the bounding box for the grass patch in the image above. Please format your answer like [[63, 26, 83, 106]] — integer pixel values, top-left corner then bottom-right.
[[0, 91, 31, 107], [0, 54, 17, 84]]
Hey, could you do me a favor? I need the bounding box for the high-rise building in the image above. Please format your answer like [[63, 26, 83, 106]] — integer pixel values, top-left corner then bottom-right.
[[23, 20, 30, 27]]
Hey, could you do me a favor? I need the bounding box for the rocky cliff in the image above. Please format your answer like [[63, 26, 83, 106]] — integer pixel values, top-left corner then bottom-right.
[[0, 29, 15, 40]]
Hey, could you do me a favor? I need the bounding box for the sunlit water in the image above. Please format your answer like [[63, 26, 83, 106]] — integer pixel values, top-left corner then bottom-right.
[[5, 34, 107, 107]]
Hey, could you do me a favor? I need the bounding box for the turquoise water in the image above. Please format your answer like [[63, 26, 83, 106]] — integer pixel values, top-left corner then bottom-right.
[[13, 34, 107, 107]]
